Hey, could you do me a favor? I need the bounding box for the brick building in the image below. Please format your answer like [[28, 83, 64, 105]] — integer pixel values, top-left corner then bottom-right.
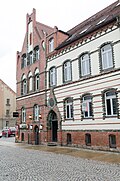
[[16, 9, 67, 144], [17, 1, 120, 151], [0, 79, 16, 129]]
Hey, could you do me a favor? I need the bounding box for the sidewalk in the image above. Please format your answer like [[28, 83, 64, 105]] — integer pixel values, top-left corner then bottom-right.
[[18, 143, 120, 164]]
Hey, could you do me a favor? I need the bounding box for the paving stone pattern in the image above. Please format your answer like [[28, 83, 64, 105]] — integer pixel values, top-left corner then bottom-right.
[[0, 144, 120, 181]]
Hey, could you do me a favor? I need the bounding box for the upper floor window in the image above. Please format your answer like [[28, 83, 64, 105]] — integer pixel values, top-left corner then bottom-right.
[[6, 110, 10, 117], [64, 97, 73, 119], [49, 38, 54, 53], [21, 74, 27, 95], [79, 53, 90, 77], [21, 54, 26, 69], [21, 107, 26, 122], [28, 72, 32, 92], [34, 68, 39, 91], [29, 51, 33, 64], [6, 99, 10, 106], [33, 104, 39, 121], [100, 44, 113, 70], [82, 95, 93, 118], [49, 67, 56, 87], [63, 61, 72, 83], [105, 90, 117, 116], [34, 46, 39, 62]]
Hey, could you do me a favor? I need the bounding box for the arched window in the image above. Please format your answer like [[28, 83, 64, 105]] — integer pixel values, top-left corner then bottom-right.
[[63, 60, 72, 82], [64, 97, 73, 119], [49, 67, 56, 87], [21, 54, 26, 69], [21, 107, 26, 123], [82, 95, 93, 118], [79, 53, 90, 77], [34, 46, 39, 62], [34, 68, 39, 91], [21, 74, 27, 95], [28, 72, 32, 92], [100, 43, 113, 70], [33, 104, 39, 121]]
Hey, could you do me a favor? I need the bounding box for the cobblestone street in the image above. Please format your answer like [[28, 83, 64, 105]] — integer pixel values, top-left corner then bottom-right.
[[0, 138, 120, 181]]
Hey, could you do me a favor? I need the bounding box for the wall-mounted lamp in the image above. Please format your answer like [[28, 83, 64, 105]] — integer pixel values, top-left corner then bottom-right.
[[39, 114, 42, 119], [29, 115, 32, 120]]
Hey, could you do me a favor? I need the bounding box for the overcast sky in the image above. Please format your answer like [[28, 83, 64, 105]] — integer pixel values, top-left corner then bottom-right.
[[0, 0, 116, 92]]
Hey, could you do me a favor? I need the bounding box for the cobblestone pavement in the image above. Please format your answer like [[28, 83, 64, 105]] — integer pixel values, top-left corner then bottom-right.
[[0, 138, 120, 181]]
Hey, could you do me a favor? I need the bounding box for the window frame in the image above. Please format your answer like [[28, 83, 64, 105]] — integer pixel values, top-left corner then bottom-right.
[[49, 67, 56, 87], [63, 60, 72, 83], [82, 94, 93, 119], [105, 91, 117, 116], [33, 104, 39, 121], [64, 97, 73, 120], [79, 53, 91, 77], [100, 43, 114, 71], [49, 38, 54, 53], [21, 107, 26, 123]]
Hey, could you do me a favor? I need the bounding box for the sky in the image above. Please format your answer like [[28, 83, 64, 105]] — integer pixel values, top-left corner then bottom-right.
[[0, 0, 116, 92]]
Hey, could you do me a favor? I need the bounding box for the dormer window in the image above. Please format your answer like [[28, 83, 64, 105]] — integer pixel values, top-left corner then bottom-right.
[[49, 38, 54, 53]]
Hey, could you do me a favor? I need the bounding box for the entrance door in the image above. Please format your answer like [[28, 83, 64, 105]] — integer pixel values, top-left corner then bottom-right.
[[52, 121, 58, 142], [48, 111, 58, 142], [34, 126, 39, 145]]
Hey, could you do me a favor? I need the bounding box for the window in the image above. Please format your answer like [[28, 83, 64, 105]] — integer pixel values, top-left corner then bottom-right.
[[6, 110, 10, 117], [64, 98, 73, 119], [35, 74, 39, 91], [85, 133, 91, 146], [82, 95, 92, 118], [63, 61, 72, 82], [105, 91, 117, 116], [109, 134, 116, 148], [29, 76, 32, 91], [21, 54, 26, 68], [80, 53, 90, 76], [101, 44, 113, 70], [21, 74, 27, 95], [29, 51, 33, 64], [34, 68, 39, 91], [28, 72, 32, 92], [49, 67, 56, 87], [49, 38, 54, 52], [33, 104, 39, 121], [67, 133, 72, 144], [34, 46, 39, 62], [21, 107, 26, 123], [6, 99, 10, 106]]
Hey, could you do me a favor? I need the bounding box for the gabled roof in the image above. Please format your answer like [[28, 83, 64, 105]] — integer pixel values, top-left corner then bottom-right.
[[56, 0, 120, 50], [21, 21, 53, 53]]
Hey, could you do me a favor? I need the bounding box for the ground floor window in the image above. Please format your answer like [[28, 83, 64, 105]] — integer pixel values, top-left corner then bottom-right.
[[21, 133, 24, 141], [67, 133, 72, 144], [109, 134, 116, 148], [85, 133, 91, 146]]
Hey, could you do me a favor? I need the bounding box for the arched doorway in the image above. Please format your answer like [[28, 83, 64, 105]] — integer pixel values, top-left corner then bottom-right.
[[48, 111, 58, 142], [34, 125, 39, 145]]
